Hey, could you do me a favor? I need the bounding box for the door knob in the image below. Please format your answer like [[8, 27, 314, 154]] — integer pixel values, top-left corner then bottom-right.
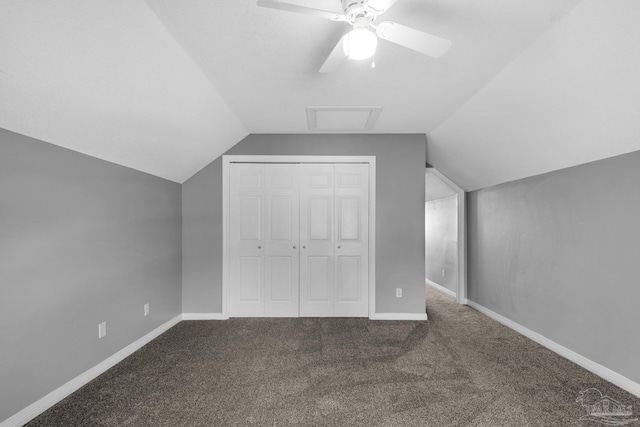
[[258, 246, 261, 249], [337, 245, 341, 249], [302, 246, 306, 249], [293, 246, 296, 249]]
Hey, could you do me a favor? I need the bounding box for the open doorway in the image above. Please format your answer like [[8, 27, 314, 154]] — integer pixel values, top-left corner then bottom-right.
[[425, 168, 467, 304]]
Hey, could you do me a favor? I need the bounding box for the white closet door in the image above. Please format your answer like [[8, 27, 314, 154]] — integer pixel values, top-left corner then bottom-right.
[[230, 163, 265, 316], [264, 164, 300, 317], [300, 163, 369, 317], [334, 164, 369, 317], [299, 164, 335, 317], [231, 162, 369, 318]]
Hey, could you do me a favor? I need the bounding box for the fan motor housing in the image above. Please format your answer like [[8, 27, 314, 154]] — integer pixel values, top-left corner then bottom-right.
[[342, 0, 379, 22]]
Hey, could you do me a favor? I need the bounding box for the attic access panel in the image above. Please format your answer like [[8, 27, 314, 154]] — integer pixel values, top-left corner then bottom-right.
[[306, 106, 382, 132]]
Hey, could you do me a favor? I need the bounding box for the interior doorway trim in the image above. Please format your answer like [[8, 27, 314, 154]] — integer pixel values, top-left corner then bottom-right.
[[222, 155, 377, 319], [426, 168, 467, 304]]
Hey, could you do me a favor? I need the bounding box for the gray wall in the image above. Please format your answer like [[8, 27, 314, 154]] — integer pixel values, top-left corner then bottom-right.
[[182, 134, 427, 314], [425, 196, 457, 293], [0, 129, 182, 422], [467, 150, 640, 384]]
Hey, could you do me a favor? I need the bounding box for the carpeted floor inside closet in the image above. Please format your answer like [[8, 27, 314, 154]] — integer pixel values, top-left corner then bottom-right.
[[28, 286, 639, 426]]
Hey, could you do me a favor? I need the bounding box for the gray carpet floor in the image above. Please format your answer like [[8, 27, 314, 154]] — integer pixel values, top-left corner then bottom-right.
[[28, 286, 639, 426]]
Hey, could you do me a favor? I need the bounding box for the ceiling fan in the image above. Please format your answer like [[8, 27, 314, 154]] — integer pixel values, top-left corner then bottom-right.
[[257, 0, 452, 73]]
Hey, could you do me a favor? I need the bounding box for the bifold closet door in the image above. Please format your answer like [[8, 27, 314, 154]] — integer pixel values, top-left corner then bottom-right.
[[229, 163, 299, 317], [299, 163, 369, 317]]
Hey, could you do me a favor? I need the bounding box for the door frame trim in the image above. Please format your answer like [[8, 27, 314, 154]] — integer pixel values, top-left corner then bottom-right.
[[425, 168, 467, 304], [222, 155, 377, 319]]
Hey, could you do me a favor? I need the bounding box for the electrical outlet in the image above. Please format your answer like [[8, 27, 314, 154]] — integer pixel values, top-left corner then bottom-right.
[[442, 269, 446, 278], [396, 288, 402, 298], [98, 321, 107, 339], [144, 303, 149, 316]]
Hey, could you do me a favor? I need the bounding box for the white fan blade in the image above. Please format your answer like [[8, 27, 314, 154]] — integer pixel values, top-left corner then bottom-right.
[[257, 0, 346, 21], [319, 35, 346, 73], [367, 0, 400, 14], [376, 21, 451, 58]]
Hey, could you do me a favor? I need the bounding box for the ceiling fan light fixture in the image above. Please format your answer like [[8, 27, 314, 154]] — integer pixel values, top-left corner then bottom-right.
[[256, 0, 452, 73], [343, 27, 377, 60]]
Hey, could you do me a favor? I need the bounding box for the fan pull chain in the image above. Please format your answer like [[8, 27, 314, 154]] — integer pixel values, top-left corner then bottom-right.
[[371, 53, 376, 69]]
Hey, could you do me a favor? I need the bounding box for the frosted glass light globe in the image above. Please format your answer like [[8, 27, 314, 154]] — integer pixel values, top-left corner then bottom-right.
[[343, 28, 378, 60]]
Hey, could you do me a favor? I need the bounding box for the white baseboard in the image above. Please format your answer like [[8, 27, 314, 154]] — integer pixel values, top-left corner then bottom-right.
[[1, 315, 182, 427], [425, 278, 456, 298], [185, 312, 430, 321], [370, 312, 428, 321], [467, 300, 640, 398], [182, 313, 228, 320]]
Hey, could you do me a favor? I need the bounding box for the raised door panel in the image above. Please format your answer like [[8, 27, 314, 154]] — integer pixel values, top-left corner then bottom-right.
[[239, 196, 262, 241], [308, 257, 332, 302], [309, 197, 331, 241], [337, 197, 360, 241], [268, 196, 292, 241], [266, 256, 293, 301], [336, 256, 361, 302], [238, 256, 262, 302]]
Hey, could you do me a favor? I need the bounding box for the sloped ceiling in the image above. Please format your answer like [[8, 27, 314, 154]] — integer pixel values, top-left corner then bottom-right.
[[4, 1, 638, 189], [144, 0, 580, 134], [0, 0, 247, 183], [429, 0, 640, 191]]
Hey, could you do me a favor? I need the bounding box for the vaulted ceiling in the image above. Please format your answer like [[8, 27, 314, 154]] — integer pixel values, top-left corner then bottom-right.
[[2, 1, 639, 189], [144, 0, 579, 135]]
